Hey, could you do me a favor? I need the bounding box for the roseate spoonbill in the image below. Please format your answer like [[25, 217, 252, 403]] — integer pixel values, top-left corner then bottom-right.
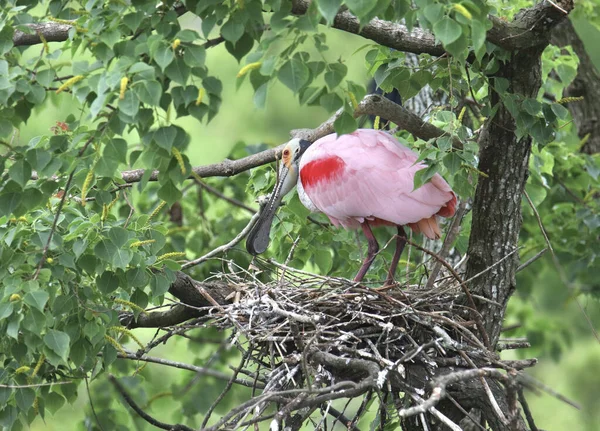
[[246, 129, 456, 285]]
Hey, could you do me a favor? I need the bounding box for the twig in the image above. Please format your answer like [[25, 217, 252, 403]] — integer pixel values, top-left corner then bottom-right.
[[518, 388, 540, 431], [201, 348, 252, 428], [85, 377, 106, 431], [426, 198, 469, 289], [108, 374, 194, 431], [516, 248, 548, 272], [114, 351, 262, 388], [406, 239, 491, 349], [181, 211, 260, 269], [524, 190, 600, 343], [523, 191, 553, 253], [196, 179, 256, 214]]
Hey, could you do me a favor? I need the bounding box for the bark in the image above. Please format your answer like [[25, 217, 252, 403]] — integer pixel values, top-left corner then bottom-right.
[[552, 19, 600, 154]]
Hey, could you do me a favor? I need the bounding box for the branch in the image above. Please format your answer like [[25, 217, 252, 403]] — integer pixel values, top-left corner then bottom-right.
[[124, 273, 235, 329], [291, 0, 574, 58], [108, 374, 194, 431], [13, 22, 73, 46], [120, 94, 454, 185], [291, 1, 443, 56], [115, 351, 262, 388]]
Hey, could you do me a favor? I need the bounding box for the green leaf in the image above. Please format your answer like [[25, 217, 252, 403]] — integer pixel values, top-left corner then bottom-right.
[[94, 240, 118, 262], [8, 160, 32, 188], [471, 19, 486, 54], [413, 164, 439, 190], [551, 103, 569, 120], [165, 57, 190, 85], [0, 118, 11, 138], [23, 290, 49, 311], [333, 111, 357, 135], [15, 388, 35, 412], [150, 272, 171, 297], [320, 92, 343, 111], [108, 227, 130, 248], [423, 4, 444, 25], [443, 152, 462, 174], [154, 46, 174, 71], [433, 17, 462, 45], [43, 330, 70, 362], [345, 0, 375, 20], [183, 45, 206, 68], [112, 248, 133, 269], [314, 248, 333, 274], [225, 33, 254, 62], [26, 149, 52, 172], [154, 126, 177, 151], [36, 69, 56, 87], [157, 181, 182, 205], [118, 91, 140, 117], [0, 302, 13, 320], [316, 0, 343, 24], [97, 271, 119, 294], [254, 83, 268, 109], [278, 59, 310, 92], [134, 81, 162, 106], [522, 98, 542, 116], [325, 63, 348, 90], [104, 138, 128, 164], [45, 393, 65, 415], [221, 19, 244, 43], [0, 192, 22, 217], [126, 267, 150, 288]]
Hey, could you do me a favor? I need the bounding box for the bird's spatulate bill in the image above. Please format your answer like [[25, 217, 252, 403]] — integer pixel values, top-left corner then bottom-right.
[[246, 173, 287, 255]]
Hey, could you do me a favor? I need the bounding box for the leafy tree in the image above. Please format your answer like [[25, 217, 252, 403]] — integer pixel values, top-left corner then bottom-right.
[[0, 0, 598, 430]]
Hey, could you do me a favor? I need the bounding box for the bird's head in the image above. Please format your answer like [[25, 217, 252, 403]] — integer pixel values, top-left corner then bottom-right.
[[246, 138, 311, 255]]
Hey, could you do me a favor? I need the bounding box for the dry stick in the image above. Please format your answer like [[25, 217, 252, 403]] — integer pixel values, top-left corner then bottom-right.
[[523, 190, 600, 343], [181, 211, 260, 269], [405, 238, 491, 350], [108, 374, 194, 431], [516, 248, 548, 272], [85, 377, 107, 431], [196, 179, 256, 214], [459, 351, 508, 425], [425, 198, 470, 289], [115, 351, 261, 388], [518, 388, 540, 431], [201, 348, 252, 429], [445, 393, 487, 431]]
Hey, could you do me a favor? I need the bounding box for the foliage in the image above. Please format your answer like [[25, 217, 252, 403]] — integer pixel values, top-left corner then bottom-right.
[[0, 0, 598, 429]]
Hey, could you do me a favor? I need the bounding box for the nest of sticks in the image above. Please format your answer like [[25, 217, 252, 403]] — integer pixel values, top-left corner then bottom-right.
[[183, 259, 541, 431]]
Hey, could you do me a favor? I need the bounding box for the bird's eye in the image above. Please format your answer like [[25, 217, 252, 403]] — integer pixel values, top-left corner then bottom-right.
[[283, 149, 290, 156]]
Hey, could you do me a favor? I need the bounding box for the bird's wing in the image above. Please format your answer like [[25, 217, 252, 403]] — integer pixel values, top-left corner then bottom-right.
[[300, 130, 455, 227]]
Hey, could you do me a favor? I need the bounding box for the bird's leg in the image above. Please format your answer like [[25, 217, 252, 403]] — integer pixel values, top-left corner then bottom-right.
[[385, 226, 407, 286], [354, 222, 379, 283]]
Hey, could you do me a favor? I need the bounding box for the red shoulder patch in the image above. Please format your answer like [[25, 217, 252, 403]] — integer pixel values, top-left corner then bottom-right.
[[300, 156, 346, 188]]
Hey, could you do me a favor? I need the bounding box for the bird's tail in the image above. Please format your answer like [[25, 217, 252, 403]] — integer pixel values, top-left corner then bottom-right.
[[408, 216, 442, 240]]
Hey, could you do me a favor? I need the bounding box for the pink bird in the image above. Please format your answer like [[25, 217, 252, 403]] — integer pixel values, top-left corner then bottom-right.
[[247, 129, 457, 285]]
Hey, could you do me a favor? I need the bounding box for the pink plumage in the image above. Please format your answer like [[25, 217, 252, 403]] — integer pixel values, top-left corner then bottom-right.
[[299, 129, 456, 239]]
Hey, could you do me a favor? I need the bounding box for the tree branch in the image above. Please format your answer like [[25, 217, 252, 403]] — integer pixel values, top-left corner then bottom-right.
[[13, 22, 73, 46], [120, 94, 453, 185], [291, 0, 443, 56], [108, 374, 194, 431], [291, 0, 574, 56]]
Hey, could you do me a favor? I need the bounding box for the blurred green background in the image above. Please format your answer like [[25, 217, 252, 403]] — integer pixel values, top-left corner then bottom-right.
[[22, 13, 600, 431]]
